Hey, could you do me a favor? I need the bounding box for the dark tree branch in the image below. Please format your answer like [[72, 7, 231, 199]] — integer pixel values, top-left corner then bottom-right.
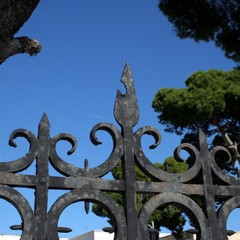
[[214, 120, 240, 162], [0, 36, 41, 64]]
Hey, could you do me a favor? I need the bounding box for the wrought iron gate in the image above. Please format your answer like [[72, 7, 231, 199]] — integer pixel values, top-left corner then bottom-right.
[[0, 64, 239, 239]]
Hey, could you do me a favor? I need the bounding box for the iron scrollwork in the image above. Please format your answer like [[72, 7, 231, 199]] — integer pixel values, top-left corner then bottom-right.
[[0, 64, 239, 240]]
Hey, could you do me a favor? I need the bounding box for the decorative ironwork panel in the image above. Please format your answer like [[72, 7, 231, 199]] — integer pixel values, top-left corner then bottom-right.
[[0, 64, 239, 239]]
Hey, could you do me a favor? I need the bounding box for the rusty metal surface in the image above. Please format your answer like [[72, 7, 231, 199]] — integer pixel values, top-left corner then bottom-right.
[[0, 64, 239, 239]]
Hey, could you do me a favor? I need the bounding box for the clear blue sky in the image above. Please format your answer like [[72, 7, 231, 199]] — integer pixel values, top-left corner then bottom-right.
[[0, 0, 237, 238]]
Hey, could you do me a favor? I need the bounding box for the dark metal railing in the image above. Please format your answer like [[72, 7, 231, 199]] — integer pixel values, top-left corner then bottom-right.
[[0, 64, 239, 239]]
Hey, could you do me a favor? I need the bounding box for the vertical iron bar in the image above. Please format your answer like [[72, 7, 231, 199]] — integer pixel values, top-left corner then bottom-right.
[[114, 64, 139, 239], [122, 126, 138, 240], [198, 129, 219, 239], [34, 113, 50, 239]]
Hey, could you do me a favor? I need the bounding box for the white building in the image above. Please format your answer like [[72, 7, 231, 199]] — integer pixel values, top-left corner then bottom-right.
[[0, 235, 20, 240], [70, 230, 114, 240], [0, 234, 68, 240], [0, 231, 113, 240], [1, 230, 240, 240], [159, 231, 240, 240]]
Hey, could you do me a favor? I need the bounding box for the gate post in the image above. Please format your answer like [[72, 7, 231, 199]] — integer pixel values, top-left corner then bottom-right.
[[34, 113, 50, 239], [114, 64, 139, 239]]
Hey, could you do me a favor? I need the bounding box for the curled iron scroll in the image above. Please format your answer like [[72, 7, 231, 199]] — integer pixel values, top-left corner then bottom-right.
[[134, 126, 201, 182], [138, 192, 210, 240], [210, 146, 240, 185], [47, 189, 127, 240], [0, 185, 34, 240], [50, 122, 123, 177], [217, 196, 240, 240], [0, 129, 38, 173]]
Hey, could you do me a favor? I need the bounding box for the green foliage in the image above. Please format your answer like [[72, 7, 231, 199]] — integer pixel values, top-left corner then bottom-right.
[[155, 157, 188, 173], [159, 0, 240, 63], [152, 69, 240, 137], [92, 157, 189, 237], [152, 69, 240, 175]]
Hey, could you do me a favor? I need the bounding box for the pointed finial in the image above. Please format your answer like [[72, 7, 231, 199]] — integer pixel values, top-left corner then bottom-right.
[[114, 63, 139, 128], [38, 113, 50, 133], [40, 113, 50, 126]]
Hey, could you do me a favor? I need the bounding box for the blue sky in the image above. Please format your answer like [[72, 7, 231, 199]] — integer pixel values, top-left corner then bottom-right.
[[0, 0, 237, 238]]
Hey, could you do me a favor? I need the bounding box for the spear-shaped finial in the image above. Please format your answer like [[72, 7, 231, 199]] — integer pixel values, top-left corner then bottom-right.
[[114, 63, 139, 128]]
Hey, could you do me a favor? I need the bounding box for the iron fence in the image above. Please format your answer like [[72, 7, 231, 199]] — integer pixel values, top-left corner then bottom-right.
[[0, 64, 239, 239]]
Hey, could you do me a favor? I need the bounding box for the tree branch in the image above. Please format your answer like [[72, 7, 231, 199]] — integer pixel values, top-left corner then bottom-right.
[[0, 36, 41, 64], [214, 120, 240, 162]]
